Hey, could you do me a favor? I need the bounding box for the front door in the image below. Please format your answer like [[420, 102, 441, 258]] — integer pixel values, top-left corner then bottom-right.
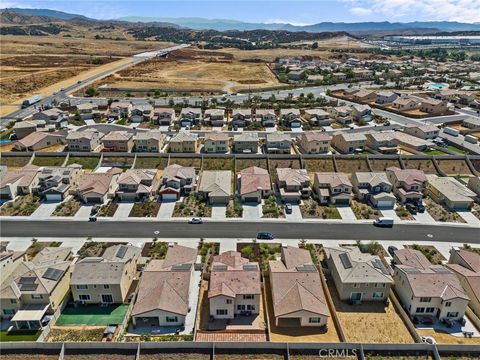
[[101, 294, 113, 304]]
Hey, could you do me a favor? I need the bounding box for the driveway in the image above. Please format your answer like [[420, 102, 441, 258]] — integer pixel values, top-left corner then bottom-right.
[[456, 211, 480, 226], [114, 202, 134, 218], [211, 205, 226, 220], [413, 211, 437, 224], [30, 201, 60, 218], [75, 204, 94, 219], [285, 204, 303, 221], [242, 202, 262, 220], [381, 208, 402, 222], [157, 200, 176, 219], [336, 205, 357, 221]]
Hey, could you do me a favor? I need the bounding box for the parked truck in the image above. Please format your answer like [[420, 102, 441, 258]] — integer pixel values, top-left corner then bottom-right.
[[21, 95, 42, 109]]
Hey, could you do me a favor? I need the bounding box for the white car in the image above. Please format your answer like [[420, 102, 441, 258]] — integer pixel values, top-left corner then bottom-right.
[[421, 336, 436, 345], [188, 217, 203, 224]]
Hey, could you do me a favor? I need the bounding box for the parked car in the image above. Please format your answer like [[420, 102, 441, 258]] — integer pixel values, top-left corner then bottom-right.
[[256, 232, 274, 240], [373, 217, 394, 228], [285, 203, 293, 214], [416, 201, 425, 213], [383, 120, 391, 126], [189, 217, 203, 224], [88, 215, 97, 222], [405, 203, 417, 215], [387, 246, 398, 257], [421, 336, 436, 345]]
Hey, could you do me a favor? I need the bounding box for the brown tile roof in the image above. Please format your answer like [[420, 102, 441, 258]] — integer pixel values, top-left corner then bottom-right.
[[17, 132, 65, 148], [0, 167, 40, 189], [204, 132, 229, 141], [102, 131, 133, 142], [387, 167, 427, 186], [239, 167, 271, 195], [314, 172, 352, 188], [75, 168, 122, 196], [300, 131, 332, 143], [394, 248, 432, 270], [277, 168, 309, 186], [450, 249, 480, 273]]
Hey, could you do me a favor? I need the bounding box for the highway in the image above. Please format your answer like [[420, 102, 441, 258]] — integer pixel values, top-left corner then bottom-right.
[[0, 219, 478, 243]]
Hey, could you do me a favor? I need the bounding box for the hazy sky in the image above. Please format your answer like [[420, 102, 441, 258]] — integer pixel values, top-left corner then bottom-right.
[[2, 0, 480, 23]]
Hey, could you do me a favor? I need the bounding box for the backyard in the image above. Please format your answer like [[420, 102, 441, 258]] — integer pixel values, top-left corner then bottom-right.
[[202, 157, 235, 171], [46, 326, 105, 342], [0, 194, 41, 216], [56, 304, 129, 326], [300, 199, 341, 219], [173, 193, 212, 217], [0, 155, 31, 168], [0, 329, 41, 342], [262, 195, 285, 218], [31, 156, 66, 167], [25, 240, 62, 260], [51, 198, 81, 216], [368, 158, 402, 172], [134, 156, 168, 169], [169, 157, 202, 168], [235, 158, 268, 171], [128, 200, 161, 217], [66, 156, 100, 169], [335, 158, 370, 174]]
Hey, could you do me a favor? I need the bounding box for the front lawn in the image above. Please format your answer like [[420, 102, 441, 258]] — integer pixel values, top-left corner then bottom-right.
[[226, 198, 243, 218], [172, 193, 212, 217], [128, 201, 160, 217], [0, 329, 41, 342], [51, 198, 81, 216], [262, 195, 285, 218], [0, 194, 41, 216], [395, 205, 415, 220], [300, 199, 341, 219], [351, 200, 382, 220], [67, 156, 100, 169], [32, 156, 66, 167], [56, 304, 129, 326], [96, 200, 119, 217], [425, 197, 465, 223]]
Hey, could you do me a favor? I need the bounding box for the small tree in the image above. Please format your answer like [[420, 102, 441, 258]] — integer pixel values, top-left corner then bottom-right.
[[85, 87, 98, 97]]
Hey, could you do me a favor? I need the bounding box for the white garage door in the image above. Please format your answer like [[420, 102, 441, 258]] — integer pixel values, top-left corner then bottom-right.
[[162, 193, 177, 201], [45, 194, 62, 202], [377, 200, 394, 208]]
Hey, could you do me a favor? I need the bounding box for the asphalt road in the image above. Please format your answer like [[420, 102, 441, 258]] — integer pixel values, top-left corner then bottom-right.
[[1, 219, 478, 242]]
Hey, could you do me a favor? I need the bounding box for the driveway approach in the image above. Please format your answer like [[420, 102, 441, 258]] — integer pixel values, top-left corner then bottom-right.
[[1, 219, 478, 243]]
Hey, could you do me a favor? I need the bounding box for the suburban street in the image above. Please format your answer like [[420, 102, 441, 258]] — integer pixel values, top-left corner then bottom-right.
[[1, 219, 478, 242]]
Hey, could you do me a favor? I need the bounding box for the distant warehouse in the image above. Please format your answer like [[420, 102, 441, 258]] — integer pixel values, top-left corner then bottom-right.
[[384, 36, 480, 46]]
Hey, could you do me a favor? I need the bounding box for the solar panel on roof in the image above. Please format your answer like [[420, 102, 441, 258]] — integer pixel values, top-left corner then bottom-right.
[[213, 264, 228, 271], [372, 259, 390, 275], [20, 283, 38, 291], [403, 267, 420, 273], [116, 246, 128, 259], [42, 268, 64, 281], [172, 263, 192, 271], [19, 276, 36, 284], [243, 264, 258, 271], [296, 264, 317, 272], [339, 253, 352, 269]]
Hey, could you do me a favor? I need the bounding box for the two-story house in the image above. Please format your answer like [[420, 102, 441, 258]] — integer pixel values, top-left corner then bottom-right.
[[34, 165, 82, 201], [237, 166, 272, 203], [0, 166, 41, 200], [351, 172, 396, 209], [74, 167, 122, 203], [198, 170, 232, 204], [403, 124, 440, 140], [203, 132, 229, 153], [116, 169, 159, 201], [204, 109, 225, 127], [297, 132, 331, 154], [134, 131, 166, 153], [153, 108, 175, 126], [169, 132, 198, 153], [376, 91, 398, 104], [255, 109, 277, 128], [66, 130, 104, 152], [75, 103, 100, 121], [32, 108, 68, 129], [313, 172, 353, 205], [109, 102, 132, 121], [386, 167, 427, 204], [101, 131, 134, 152], [420, 99, 448, 115], [280, 108, 302, 128], [233, 133, 259, 154], [277, 168, 311, 203], [231, 109, 252, 128], [159, 164, 196, 201], [266, 133, 292, 154], [331, 133, 366, 154], [329, 106, 353, 125], [208, 251, 261, 319], [131, 103, 153, 123], [303, 109, 331, 126], [179, 108, 202, 127]]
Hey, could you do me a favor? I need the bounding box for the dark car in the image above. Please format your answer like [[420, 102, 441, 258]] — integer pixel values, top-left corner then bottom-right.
[[387, 246, 398, 257], [256, 232, 274, 240], [285, 203, 293, 214], [416, 202, 425, 213], [383, 120, 391, 126], [405, 203, 417, 214], [88, 215, 97, 222]]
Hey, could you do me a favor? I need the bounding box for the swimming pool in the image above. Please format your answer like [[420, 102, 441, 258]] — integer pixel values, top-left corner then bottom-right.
[[424, 82, 448, 90]]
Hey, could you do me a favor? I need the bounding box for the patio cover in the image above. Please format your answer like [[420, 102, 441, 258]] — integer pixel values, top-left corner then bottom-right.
[[11, 303, 49, 322]]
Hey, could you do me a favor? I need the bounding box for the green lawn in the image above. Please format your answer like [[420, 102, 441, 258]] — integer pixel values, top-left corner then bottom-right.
[[56, 304, 128, 326], [0, 329, 41, 342], [447, 145, 466, 154], [424, 149, 448, 155]]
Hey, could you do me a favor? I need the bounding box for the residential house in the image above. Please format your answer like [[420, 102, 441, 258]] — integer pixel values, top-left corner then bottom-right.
[[353, 69, 373, 79], [446, 248, 480, 318], [66, 130, 103, 152], [287, 70, 305, 81], [13, 120, 46, 140], [0, 251, 25, 282], [131, 103, 153, 123], [462, 117, 480, 130], [101, 131, 134, 152], [131, 244, 197, 328], [116, 169, 159, 201], [329, 106, 353, 125], [204, 109, 225, 127], [297, 132, 331, 154], [303, 109, 330, 126], [35, 165, 82, 201], [269, 246, 330, 327], [0, 247, 72, 329], [331, 133, 366, 154], [352, 89, 376, 103], [32, 108, 68, 128], [231, 109, 252, 128], [427, 175, 475, 210], [351, 104, 373, 122], [376, 91, 399, 104], [179, 108, 202, 127], [333, 72, 347, 81], [203, 132, 229, 153], [233, 133, 258, 154], [393, 248, 469, 322], [14, 132, 66, 151], [403, 124, 440, 140], [313, 172, 353, 205], [351, 172, 396, 208], [198, 170, 232, 204], [169, 132, 198, 153], [280, 108, 302, 128], [255, 109, 277, 128], [392, 97, 419, 111], [420, 99, 448, 115], [208, 251, 261, 319], [153, 108, 175, 126], [159, 164, 196, 201], [134, 131, 165, 153], [365, 132, 397, 153], [386, 167, 427, 204], [74, 167, 122, 203], [277, 168, 311, 203], [109, 102, 132, 120], [237, 166, 272, 203], [71, 244, 141, 305], [75, 103, 100, 121], [266, 133, 291, 154], [467, 176, 480, 196], [0, 166, 40, 200], [326, 246, 393, 302]]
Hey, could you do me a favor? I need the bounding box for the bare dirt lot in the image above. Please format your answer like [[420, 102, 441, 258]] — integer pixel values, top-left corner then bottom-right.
[[369, 158, 402, 171], [93, 48, 281, 94], [435, 159, 473, 176]]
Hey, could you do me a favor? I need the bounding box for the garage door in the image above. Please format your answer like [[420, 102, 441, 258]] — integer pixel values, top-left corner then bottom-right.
[[244, 197, 259, 203], [336, 198, 350, 205], [377, 200, 394, 208], [162, 193, 177, 201], [45, 194, 62, 202], [86, 197, 102, 203]]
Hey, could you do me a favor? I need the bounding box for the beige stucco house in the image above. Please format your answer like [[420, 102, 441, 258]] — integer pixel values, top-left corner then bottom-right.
[[297, 132, 331, 154], [66, 130, 104, 152], [169, 132, 198, 153], [427, 175, 475, 210], [237, 166, 272, 203], [233, 133, 258, 154], [277, 168, 311, 203], [331, 133, 366, 154], [198, 170, 232, 204], [134, 131, 166, 153], [386, 167, 427, 204], [203, 132, 229, 153], [313, 172, 352, 205]]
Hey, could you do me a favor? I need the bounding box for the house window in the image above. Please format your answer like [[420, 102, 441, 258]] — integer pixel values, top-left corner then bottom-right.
[[9, 299, 17, 304], [372, 292, 384, 299], [425, 307, 435, 313], [416, 307, 425, 313], [226, 299, 232, 304], [237, 305, 246, 311], [104, 285, 110, 289], [3, 309, 15, 315], [446, 312, 458, 318], [247, 305, 255, 311], [76, 285, 88, 290], [31, 294, 43, 299], [353, 283, 360, 288], [166, 316, 178, 323], [79, 294, 91, 301], [374, 283, 386, 288], [243, 295, 254, 300], [445, 302, 452, 307], [309, 317, 321, 324], [420, 297, 431, 303], [216, 309, 228, 316]]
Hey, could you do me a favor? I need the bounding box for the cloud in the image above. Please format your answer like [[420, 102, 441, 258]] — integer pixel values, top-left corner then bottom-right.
[[345, 0, 480, 23]]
